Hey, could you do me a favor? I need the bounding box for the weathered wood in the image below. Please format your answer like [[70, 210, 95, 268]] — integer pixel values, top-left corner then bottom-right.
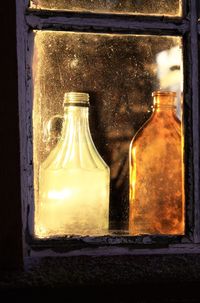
[[190, 1, 200, 243], [25, 13, 189, 35], [27, 243, 200, 259]]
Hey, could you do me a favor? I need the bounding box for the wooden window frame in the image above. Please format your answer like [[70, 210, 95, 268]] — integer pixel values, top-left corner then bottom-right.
[[11, 0, 200, 267]]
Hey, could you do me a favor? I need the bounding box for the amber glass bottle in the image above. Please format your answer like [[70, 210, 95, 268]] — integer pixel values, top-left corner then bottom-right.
[[129, 91, 184, 235]]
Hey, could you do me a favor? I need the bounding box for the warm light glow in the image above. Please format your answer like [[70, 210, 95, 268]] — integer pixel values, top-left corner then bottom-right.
[[129, 92, 184, 235], [156, 46, 182, 89], [156, 46, 183, 120], [35, 169, 109, 237], [129, 146, 137, 202], [48, 189, 73, 200], [32, 30, 182, 235], [30, 0, 181, 16], [35, 96, 110, 238]]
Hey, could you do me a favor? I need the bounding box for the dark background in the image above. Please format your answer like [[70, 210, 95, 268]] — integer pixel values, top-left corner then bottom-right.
[[0, 1, 23, 269]]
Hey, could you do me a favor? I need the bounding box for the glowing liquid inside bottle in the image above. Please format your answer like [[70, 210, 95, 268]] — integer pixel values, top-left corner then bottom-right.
[[35, 93, 110, 238], [36, 168, 109, 237]]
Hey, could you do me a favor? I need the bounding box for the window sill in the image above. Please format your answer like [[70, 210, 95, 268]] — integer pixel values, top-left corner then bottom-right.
[[26, 234, 200, 258]]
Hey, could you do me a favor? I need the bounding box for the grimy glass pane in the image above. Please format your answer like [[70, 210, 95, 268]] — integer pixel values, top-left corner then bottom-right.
[[32, 31, 183, 237], [30, 0, 181, 16]]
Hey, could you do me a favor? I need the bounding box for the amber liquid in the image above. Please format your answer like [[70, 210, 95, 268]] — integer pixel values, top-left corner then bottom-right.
[[129, 94, 184, 235]]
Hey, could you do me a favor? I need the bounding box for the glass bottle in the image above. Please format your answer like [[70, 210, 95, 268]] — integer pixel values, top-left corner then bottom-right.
[[129, 91, 184, 235], [43, 115, 64, 152], [35, 92, 110, 238]]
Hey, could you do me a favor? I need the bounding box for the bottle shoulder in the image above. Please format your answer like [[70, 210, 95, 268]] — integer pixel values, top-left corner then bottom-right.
[[41, 134, 109, 172], [130, 111, 181, 149], [130, 113, 154, 147]]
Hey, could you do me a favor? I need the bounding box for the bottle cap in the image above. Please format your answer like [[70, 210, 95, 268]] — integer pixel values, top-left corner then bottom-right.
[[64, 92, 90, 106]]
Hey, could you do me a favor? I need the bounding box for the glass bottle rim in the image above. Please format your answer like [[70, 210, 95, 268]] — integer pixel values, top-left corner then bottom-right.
[[64, 92, 89, 104], [152, 91, 176, 97]]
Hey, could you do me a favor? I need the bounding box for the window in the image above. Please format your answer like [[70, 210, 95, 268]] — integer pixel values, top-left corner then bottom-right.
[[15, 0, 200, 257], [30, 0, 181, 16]]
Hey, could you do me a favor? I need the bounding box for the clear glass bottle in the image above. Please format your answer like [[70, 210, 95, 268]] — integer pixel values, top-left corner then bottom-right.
[[35, 92, 110, 238], [43, 114, 64, 152], [129, 91, 184, 235]]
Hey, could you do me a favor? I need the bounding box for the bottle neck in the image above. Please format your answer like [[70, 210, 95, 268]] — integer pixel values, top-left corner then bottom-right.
[[62, 105, 89, 138], [153, 95, 176, 113]]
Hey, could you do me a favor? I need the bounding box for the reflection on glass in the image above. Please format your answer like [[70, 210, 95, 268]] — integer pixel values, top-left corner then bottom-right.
[[43, 114, 64, 152], [32, 31, 183, 235], [129, 91, 184, 235], [30, 0, 181, 16], [36, 92, 110, 238], [156, 46, 183, 120]]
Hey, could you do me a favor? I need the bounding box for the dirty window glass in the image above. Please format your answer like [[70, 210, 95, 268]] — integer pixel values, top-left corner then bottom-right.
[[30, 0, 182, 16], [32, 31, 183, 237]]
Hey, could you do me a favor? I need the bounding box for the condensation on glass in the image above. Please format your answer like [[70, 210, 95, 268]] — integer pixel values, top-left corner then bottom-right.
[[32, 30, 183, 237], [30, 0, 182, 16]]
